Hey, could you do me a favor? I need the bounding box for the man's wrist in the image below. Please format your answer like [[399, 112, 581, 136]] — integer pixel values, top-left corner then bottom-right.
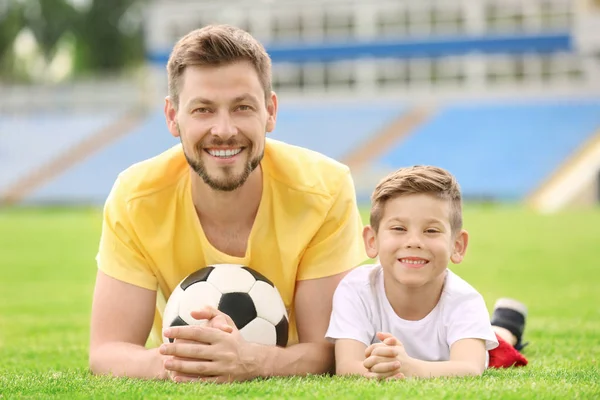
[[243, 342, 274, 378]]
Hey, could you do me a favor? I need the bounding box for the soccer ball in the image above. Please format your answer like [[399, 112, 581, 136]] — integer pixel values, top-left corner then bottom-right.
[[162, 264, 289, 347]]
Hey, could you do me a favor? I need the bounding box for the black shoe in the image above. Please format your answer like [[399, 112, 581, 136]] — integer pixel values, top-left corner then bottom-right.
[[491, 298, 529, 351]]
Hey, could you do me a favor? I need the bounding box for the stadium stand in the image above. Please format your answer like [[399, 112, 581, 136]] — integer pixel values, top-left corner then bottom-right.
[[0, 111, 123, 193], [21, 102, 405, 204], [373, 99, 600, 201], [270, 101, 406, 161]]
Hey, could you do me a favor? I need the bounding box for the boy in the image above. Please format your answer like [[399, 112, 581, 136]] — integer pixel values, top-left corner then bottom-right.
[[326, 165, 528, 379]]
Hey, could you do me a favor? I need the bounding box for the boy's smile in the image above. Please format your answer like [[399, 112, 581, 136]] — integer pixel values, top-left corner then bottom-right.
[[364, 193, 468, 293]]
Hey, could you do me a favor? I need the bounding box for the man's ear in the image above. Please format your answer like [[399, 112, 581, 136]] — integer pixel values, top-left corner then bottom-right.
[[164, 96, 180, 138], [450, 229, 469, 264], [363, 225, 379, 259], [265, 91, 278, 133]]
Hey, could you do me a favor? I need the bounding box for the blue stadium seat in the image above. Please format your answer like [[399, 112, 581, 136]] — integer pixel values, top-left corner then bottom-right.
[[0, 111, 122, 192], [374, 100, 600, 200], [271, 101, 406, 161], [24, 109, 179, 204], [25, 102, 405, 204]]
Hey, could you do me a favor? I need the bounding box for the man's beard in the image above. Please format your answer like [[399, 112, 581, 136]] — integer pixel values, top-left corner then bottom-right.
[[179, 127, 263, 192]]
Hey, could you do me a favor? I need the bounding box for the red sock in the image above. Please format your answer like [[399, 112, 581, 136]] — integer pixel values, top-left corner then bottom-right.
[[488, 333, 528, 368]]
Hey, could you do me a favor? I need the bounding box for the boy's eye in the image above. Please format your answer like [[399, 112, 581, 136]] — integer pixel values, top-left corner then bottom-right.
[[425, 228, 440, 233], [391, 226, 406, 232]]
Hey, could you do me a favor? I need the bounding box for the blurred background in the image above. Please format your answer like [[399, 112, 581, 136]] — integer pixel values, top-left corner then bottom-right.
[[1, 0, 600, 211]]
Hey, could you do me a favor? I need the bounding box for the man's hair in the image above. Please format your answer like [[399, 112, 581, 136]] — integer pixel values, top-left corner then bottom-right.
[[370, 165, 463, 234], [167, 24, 272, 108]]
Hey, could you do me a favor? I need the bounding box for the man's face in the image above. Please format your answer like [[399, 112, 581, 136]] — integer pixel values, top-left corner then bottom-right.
[[165, 61, 277, 191]]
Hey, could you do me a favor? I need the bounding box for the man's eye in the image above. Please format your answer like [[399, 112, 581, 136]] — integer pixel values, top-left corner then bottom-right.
[[236, 105, 253, 111], [192, 108, 210, 114]]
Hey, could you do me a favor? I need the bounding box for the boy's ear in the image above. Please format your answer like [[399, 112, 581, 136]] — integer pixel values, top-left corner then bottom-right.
[[362, 225, 379, 259], [450, 229, 469, 264]]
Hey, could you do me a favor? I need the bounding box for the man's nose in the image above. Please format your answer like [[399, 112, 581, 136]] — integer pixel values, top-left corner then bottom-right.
[[210, 111, 237, 139]]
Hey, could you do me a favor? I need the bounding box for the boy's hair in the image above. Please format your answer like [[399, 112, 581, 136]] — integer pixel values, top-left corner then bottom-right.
[[167, 24, 272, 108], [370, 165, 463, 234]]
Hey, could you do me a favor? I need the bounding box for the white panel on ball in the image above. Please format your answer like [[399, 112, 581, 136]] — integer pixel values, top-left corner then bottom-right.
[[178, 281, 222, 325], [207, 264, 256, 293], [240, 318, 277, 346], [248, 280, 288, 325]]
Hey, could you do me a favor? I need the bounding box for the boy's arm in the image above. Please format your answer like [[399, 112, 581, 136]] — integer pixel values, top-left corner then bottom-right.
[[408, 338, 487, 378], [335, 339, 370, 376], [365, 335, 486, 379]]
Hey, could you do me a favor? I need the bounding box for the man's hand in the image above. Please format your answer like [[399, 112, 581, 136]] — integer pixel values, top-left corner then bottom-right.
[[363, 332, 413, 380], [159, 306, 263, 383], [192, 306, 236, 334]]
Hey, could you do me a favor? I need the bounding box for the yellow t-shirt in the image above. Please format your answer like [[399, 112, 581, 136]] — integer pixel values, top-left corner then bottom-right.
[[96, 138, 368, 347]]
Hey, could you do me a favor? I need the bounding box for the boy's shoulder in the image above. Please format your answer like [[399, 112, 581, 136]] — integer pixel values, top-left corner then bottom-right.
[[443, 269, 483, 297], [342, 263, 382, 283], [337, 264, 383, 294], [440, 269, 487, 310]]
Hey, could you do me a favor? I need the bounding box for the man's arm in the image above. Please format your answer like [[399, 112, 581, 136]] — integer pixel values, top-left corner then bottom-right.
[[160, 270, 349, 382], [89, 270, 168, 379], [260, 270, 348, 376]]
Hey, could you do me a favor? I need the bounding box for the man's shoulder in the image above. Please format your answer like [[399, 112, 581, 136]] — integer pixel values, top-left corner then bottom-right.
[[264, 138, 352, 198], [112, 144, 188, 203]]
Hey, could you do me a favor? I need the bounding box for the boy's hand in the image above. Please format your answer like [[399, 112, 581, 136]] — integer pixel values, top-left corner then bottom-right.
[[363, 332, 414, 379]]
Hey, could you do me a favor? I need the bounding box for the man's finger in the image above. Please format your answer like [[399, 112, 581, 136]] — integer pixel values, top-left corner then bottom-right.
[[164, 357, 225, 377], [159, 342, 215, 360], [163, 325, 226, 344]]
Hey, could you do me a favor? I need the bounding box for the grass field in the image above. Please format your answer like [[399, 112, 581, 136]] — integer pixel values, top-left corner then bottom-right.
[[1, 205, 599, 399]]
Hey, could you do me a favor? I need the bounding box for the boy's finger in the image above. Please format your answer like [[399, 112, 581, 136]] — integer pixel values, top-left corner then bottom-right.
[[370, 346, 398, 358], [368, 360, 401, 374]]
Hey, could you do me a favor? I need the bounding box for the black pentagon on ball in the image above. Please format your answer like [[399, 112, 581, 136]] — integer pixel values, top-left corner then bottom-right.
[[275, 315, 289, 347], [242, 266, 274, 287], [218, 292, 257, 329], [167, 316, 189, 343], [180, 266, 214, 290]]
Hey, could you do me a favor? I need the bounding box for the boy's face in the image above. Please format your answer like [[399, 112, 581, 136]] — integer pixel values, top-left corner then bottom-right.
[[363, 193, 468, 290]]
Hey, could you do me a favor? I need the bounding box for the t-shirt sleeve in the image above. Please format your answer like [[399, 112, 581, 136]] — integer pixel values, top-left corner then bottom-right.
[[95, 176, 158, 291], [325, 272, 375, 346], [296, 170, 368, 280], [445, 292, 499, 351]]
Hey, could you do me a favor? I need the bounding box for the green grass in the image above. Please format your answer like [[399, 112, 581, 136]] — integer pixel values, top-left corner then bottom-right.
[[1, 205, 599, 399]]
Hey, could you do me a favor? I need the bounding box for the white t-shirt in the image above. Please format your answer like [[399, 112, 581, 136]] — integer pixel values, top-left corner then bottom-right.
[[326, 264, 499, 362]]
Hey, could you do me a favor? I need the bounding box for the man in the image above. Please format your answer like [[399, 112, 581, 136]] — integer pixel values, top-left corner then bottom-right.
[[88, 24, 367, 382]]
